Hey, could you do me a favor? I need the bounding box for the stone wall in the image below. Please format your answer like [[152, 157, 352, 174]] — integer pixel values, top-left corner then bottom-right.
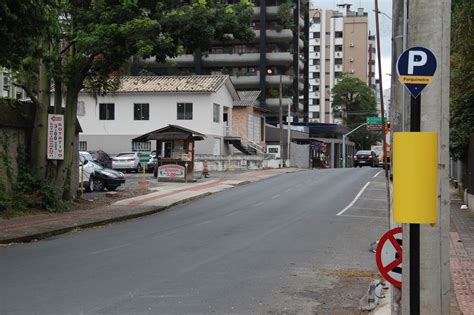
[[290, 143, 310, 168]]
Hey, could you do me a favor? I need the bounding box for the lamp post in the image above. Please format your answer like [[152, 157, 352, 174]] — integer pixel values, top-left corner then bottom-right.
[[342, 122, 368, 168]]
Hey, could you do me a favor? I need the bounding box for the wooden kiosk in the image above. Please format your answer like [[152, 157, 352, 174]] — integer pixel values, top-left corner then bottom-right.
[[133, 125, 205, 182]]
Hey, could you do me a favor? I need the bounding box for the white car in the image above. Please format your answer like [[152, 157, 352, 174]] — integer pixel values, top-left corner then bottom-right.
[[112, 152, 142, 172], [79, 154, 95, 192]]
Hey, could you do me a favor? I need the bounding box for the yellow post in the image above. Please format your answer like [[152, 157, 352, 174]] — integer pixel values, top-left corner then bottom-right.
[[393, 132, 438, 224]]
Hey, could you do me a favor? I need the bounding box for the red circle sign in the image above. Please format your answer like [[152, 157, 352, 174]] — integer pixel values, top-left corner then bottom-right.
[[375, 227, 403, 288]]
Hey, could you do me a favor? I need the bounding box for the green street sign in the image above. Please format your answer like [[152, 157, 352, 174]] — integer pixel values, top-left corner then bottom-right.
[[367, 117, 387, 125]]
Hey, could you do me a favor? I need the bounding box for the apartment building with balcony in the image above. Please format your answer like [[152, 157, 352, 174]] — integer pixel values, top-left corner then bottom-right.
[[141, 0, 309, 123], [307, 5, 375, 124]]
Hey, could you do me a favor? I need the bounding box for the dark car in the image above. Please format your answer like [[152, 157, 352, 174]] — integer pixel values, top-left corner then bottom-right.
[[89, 150, 113, 169], [89, 161, 126, 191], [353, 150, 379, 168]]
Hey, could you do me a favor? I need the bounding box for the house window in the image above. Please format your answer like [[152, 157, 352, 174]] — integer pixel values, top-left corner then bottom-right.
[[132, 141, 151, 152], [312, 112, 320, 119], [99, 103, 115, 120], [335, 31, 343, 38], [313, 99, 320, 105], [177, 102, 193, 120], [134, 103, 149, 120], [213, 103, 220, 123], [77, 101, 86, 116], [79, 141, 87, 151]]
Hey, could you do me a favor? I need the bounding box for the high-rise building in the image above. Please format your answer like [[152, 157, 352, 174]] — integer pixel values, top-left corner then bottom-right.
[[141, 1, 309, 123], [307, 4, 375, 124]]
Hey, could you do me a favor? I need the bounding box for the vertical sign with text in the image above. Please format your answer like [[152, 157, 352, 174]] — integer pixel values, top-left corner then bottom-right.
[[47, 114, 64, 160]]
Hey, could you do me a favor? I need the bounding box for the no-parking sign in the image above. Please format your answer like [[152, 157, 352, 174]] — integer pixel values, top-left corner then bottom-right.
[[376, 227, 403, 288]]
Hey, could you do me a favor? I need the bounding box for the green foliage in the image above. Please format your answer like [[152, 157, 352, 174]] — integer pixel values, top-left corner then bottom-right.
[[0, 146, 66, 215], [332, 74, 380, 149], [450, 0, 474, 159], [277, 1, 294, 31]]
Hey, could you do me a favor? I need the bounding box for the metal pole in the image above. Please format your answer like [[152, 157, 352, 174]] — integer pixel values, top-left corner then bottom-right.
[[342, 123, 368, 168], [342, 134, 346, 168], [279, 74, 283, 167], [287, 100, 291, 167]]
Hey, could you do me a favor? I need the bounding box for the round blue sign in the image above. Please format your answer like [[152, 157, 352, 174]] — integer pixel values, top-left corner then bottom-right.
[[396, 47, 437, 98]]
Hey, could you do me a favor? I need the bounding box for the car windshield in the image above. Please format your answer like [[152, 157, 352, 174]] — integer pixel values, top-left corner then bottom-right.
[[356, 151, 371, 155], [91, 161, 104, 169], [116, 153, 135, 157]]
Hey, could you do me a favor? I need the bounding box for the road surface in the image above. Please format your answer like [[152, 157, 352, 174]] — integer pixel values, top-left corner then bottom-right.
[[0, 168, 389, 314]]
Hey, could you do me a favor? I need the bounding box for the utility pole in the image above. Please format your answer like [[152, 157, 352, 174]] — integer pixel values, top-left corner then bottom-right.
[[399, 1, 451, 314], [287, 100, 291, 167]]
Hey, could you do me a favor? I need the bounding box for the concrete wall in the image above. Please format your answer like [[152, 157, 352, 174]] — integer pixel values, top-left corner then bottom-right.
[[0, 127, 28, 191], [194, 154, 264, 172], [290, 142, 310, 168]]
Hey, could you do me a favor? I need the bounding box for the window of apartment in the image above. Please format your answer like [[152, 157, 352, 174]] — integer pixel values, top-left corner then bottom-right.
[[311, 17, 321, 24], [313, 86, 320, 92], [313, 45, 320, 52], [77, 101, 86, 116], [325, 31, 330, 35], [335, 45, 343, 52], [312, 99, 320, 105], [132, 141, 151, 152], [325, 45, 330, 49], [213, 103, 220, 123], [335, 59, 343, 65], [312, 112, 320, 119], [313, 72, 320, 79], [177, 102, 193, 120], [134, 103, 149, 120], [99, 103, 115, 120], [79, 141, 87, 151], [335, 31, 343, 38], [315, 32, 320, 38], [312, 59, 320, 65]]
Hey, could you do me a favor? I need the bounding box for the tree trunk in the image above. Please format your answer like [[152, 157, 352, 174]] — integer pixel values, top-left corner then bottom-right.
[[31, 45, 50, 178], [58, 87, 78, 200]]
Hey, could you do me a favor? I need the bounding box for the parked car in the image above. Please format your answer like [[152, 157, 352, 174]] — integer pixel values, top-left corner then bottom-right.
[[353, 150, 379, 167], [80, 152, 126, 191], [79, 154, 95, 192], [146, 151, 158, 173], [89, 150, 113, 169], [112, 152, 142, 172]]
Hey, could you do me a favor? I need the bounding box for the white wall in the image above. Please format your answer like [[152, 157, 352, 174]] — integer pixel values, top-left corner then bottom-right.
[[77, 85, 234, 155]]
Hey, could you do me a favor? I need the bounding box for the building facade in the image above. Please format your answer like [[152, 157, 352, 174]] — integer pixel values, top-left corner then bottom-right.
[[142, 0, 309, 123], [307, 5, 375, 124], [76, 76, 241, 155], [1, 69, 25, 99]]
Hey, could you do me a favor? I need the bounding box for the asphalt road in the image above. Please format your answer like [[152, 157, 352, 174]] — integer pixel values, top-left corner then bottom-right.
[[0, 168, 389, 314]]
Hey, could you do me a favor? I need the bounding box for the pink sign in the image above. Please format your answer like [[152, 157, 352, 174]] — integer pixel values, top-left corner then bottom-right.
[[47, 114, 64, 160], [158, 164, 185, 178]]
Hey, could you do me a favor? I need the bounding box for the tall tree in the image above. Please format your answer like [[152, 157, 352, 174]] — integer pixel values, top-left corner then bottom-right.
[[1, 0, 255, 201], [332, 74, 380, 149], [450, 0, 474, 160]]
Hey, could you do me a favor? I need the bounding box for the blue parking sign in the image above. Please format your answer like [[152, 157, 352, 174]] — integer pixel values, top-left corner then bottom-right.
[[396, 47, 437, 98]]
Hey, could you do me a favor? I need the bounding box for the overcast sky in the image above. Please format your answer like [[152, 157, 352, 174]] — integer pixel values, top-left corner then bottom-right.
[[309, 0, 393, 88]]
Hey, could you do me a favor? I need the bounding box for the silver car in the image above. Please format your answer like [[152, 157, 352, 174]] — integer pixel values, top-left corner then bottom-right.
[[112, 152, 142, 173]]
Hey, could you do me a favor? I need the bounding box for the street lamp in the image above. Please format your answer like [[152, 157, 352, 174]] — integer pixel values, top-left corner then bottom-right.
[[342, 122, 368, 168]]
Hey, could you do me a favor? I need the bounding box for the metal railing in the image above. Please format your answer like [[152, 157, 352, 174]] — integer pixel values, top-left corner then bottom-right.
[[224, 125, 265, 155]]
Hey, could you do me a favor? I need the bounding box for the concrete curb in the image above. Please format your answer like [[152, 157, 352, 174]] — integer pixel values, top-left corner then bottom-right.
[[0, 169, 302, 244], [0, 192, 213, 245]]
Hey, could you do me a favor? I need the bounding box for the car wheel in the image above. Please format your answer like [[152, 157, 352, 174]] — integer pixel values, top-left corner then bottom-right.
[[92, 177, 105, 191], [106, 185, 118, 191]]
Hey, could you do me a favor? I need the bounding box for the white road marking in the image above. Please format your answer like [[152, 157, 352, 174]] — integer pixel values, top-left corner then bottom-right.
[[195, 220, 213, 226], [373, 170, 384, 178], [271, 194, 281, 199], [349, 207, 387, 211], [336, 182, 371, 216], [89, 243, 129, 255]]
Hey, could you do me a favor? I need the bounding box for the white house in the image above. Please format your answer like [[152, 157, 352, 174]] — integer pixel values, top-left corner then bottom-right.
[[77, 75, 239, 155]]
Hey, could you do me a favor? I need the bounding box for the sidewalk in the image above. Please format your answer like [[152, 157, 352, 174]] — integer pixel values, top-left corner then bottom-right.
[[450, 188, 474, 315], [373, 187, 473, 315], [0, 168, 301, 244]]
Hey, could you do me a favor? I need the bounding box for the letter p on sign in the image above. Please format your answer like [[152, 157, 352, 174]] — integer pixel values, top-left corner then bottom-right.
[[407, 50, 427, 75]]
